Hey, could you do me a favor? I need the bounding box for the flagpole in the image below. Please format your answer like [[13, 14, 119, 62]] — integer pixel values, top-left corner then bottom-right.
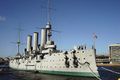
[[93, 33, 97, 58], [93, 36, 96, 49], [93, 33, 97, 49]]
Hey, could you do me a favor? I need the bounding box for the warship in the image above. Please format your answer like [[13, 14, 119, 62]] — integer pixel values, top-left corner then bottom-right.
[[9, 0, 99, 78], [9, 21, 99, 77]]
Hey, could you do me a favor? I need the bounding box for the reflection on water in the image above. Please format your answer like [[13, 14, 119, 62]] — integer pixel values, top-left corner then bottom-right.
[[13, 71, 97, 80], [0, 67, 120, 80], [98, 66, 120, 80], [0, 70, 97, 80]]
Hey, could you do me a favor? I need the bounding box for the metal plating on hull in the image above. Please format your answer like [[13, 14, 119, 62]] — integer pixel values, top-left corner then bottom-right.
[[9, 21, 99, 77]]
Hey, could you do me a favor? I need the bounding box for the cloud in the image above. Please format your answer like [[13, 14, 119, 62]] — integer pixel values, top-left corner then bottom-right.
[[0, 16, 6, 21]]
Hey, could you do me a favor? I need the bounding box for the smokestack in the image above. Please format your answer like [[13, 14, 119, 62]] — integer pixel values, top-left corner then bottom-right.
[[41, 28, 47, 47], [27, 35, 32, 52], [33, 32, 38, 51]]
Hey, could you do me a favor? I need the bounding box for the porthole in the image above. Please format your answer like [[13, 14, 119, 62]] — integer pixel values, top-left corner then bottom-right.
[[89, 55, 92, 56], [82, 51, 84, 53]]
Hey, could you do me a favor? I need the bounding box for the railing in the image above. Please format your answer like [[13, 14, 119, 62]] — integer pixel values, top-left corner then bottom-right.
[[96, 59, 110, 63]]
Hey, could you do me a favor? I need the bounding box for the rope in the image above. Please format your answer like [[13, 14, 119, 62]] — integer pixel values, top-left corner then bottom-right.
[[87, 64, 101, 80], [78, 61, 87, 65], [78, 61, 101, 80], [101, 67, 120, 75]]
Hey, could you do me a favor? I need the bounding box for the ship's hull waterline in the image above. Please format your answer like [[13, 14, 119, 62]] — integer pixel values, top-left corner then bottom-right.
[[11, 68, 99, 77]]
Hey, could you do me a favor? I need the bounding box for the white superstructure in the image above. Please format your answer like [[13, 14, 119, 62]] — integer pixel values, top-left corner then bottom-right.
[[9, 22, 99, 77]]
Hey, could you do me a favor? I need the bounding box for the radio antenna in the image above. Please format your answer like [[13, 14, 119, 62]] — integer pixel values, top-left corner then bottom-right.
[[47, 0, 56, 23], [47, 0, 51, 23]]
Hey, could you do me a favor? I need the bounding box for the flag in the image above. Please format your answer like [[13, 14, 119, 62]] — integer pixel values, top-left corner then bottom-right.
[[93, 33, 97, 39]]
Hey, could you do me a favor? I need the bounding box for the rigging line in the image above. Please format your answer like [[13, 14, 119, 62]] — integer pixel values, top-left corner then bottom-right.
[[87, 64, 101, 80], [47, 0, 51, 22]]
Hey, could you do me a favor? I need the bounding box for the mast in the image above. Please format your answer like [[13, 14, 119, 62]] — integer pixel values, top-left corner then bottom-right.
[[46, 0, 52, 42], [40, 0, 57, 51], [16, 26, 23, 56], [17, 27, 21, 54], [47, 0, 50, 23]]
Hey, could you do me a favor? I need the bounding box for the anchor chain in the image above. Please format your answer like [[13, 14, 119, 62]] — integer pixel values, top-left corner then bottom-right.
[[78, 61, 101, 80]]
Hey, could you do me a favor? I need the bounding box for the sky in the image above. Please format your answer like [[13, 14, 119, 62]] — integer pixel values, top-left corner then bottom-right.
[[0, 0, 120, 57]]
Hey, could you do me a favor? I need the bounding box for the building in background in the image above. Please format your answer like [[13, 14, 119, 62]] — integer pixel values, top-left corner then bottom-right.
[[96, 55, 110, 64], [109, 43, 120, 64]]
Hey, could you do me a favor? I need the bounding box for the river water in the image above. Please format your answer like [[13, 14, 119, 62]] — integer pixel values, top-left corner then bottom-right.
[[0, 66, 120, 80], [0, 71, 97, 80]]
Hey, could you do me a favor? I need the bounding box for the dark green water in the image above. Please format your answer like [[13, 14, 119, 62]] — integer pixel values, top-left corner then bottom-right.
[[0, 70, 97, 80], [0, 66, 120, 80]]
